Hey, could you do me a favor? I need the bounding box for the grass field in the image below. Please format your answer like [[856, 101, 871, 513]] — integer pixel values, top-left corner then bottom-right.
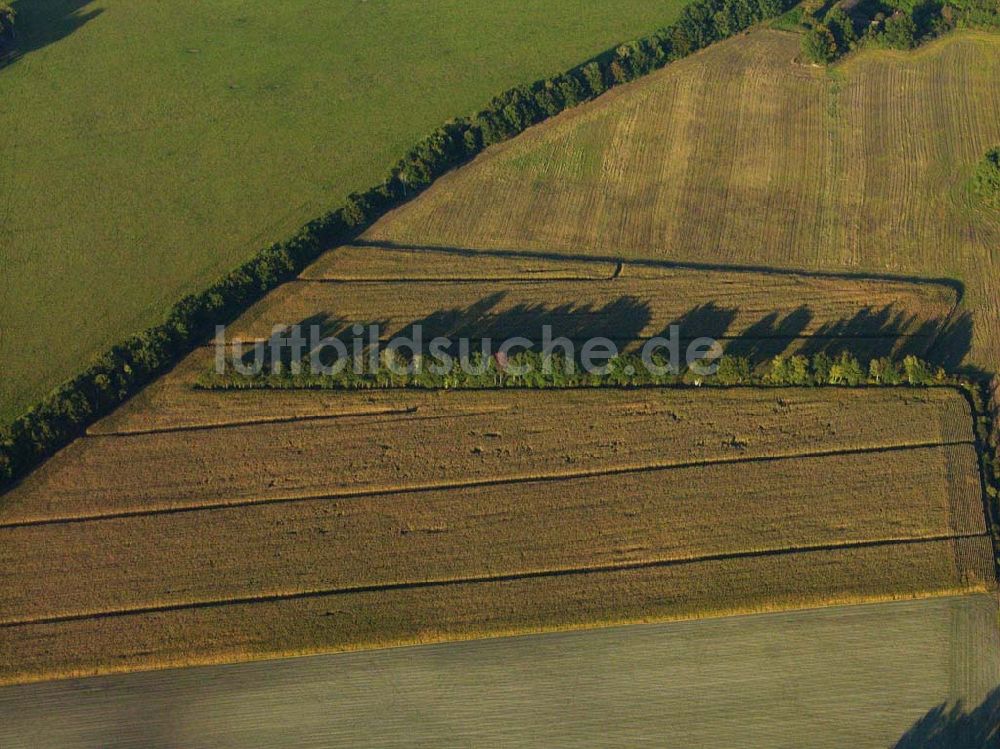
[[3, 596, 997, 748], [365, 30, 1000, 372], [0, 0, 691, 423], [0, 386, 992, 683]]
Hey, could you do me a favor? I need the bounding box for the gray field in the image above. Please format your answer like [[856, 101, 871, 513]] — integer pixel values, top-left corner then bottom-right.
[[1, 595, 998, 748]]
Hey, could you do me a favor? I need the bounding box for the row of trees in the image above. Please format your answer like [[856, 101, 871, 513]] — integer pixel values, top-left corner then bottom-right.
[[0, 0, 796, 485], [198, 349, 949, 390], [801, 0, 999, 64]]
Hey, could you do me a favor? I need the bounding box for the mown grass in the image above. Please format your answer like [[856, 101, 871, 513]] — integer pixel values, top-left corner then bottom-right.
[[0, 0, 691, 423]]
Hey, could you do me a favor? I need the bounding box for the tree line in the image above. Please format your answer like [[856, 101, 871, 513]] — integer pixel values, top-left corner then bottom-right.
[[197, 350, 948, 390], [800, 0, 999, 63], [0, 0, 799, 485]]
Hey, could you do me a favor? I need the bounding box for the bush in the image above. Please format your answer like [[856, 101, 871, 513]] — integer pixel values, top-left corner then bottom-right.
[[802, 24, 839, 62], [973, 146, 1000, 208]]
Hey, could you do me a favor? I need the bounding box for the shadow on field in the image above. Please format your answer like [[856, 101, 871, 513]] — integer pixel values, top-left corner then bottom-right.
[[893, 687, 1000, 748], [237, 291, 973, 372], [1, 0, 102, 67], [400, 292, 653, 344], [349, 240, 974, 369]]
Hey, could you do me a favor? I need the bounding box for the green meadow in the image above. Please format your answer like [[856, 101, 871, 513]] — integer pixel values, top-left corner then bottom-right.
[[0, 0, 688, 422]]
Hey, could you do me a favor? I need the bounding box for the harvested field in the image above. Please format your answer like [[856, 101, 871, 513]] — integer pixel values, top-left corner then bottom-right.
[[2, 388, 975, 522], [0, 443, 983, 621], [225, 247, 957, 362], [3, 27, 999, 692], [0, 538, 992, 685], [300, 244, 620, 281], [0, 386, 993, 684], [363, 30, 1000, 371], [2, 596, 998, 748]]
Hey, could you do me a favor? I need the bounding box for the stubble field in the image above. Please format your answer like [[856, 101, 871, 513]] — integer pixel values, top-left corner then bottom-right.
[[0, 383, 993, 683], [365, 30, 1000, 371]]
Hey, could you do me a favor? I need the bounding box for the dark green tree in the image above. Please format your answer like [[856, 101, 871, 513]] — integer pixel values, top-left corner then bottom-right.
[[802, 24, 839, 63], [882, 12, 918, 48]]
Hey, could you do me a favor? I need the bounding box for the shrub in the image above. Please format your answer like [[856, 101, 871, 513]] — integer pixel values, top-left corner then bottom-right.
[[802, 24, 839, 62], [973, 146, 1000, 208]]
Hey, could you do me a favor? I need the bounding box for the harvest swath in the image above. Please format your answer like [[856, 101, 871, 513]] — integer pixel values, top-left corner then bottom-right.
[[0, 386, 993, 683], [366, 30, 1000, 370]]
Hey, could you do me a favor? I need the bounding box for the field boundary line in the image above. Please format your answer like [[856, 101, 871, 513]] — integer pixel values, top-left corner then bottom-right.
[[89, 406, 418, 437], [0, 440, 975, 530], [87, 406, 509, 438], [0, 532, 987, 629], [300, 259, 626, 283], [349, 240, 966, 301]]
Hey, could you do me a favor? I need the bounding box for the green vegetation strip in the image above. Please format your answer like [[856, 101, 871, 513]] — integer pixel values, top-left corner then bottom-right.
[[196, 351, 947, 390]]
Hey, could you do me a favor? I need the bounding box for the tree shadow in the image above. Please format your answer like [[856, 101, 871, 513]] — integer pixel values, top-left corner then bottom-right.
[[893, 686, 1000, 748], [925, 311, 975, 373], [662, 302, 739, 343], [226, 295, 974, 374], [1, 0, 103, 67], [386, 292, 654, 347], [725, 306, 813, 361], [793, 305, 971, 365]]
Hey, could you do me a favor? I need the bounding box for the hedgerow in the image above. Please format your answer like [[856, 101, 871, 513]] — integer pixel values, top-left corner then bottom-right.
[[196, 350, 947, 390]]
